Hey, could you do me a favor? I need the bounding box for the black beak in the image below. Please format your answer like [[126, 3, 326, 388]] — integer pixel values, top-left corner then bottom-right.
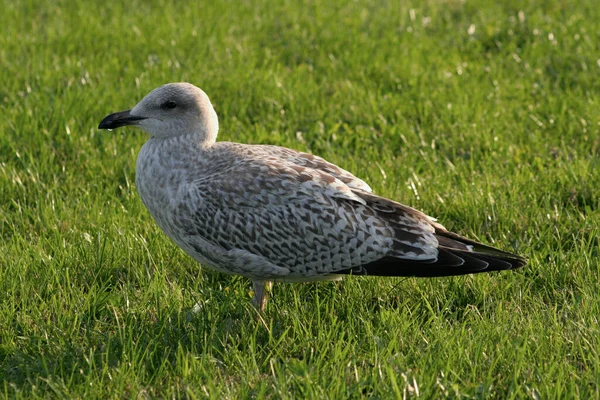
[[98, 110, 146, 130]]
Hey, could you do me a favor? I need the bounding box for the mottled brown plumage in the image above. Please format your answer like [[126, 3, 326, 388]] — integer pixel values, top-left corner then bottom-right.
[[98, 83, 526, 309]]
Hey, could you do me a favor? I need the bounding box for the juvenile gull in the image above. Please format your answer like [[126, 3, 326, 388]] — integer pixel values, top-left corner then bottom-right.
[[98, 83, 526, 310]]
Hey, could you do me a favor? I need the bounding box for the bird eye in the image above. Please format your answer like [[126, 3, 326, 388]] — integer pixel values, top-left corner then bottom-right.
[[161, 100, 177, 110]]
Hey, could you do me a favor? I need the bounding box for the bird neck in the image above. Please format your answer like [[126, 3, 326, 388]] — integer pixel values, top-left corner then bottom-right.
[[197, 104, 219, 146]]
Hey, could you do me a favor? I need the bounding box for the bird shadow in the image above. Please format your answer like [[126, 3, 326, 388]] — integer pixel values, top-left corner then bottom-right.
[[1, 273, 509, 395]]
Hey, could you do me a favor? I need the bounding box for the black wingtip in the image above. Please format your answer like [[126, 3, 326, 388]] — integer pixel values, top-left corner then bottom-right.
[[338, 247, 526, 278]]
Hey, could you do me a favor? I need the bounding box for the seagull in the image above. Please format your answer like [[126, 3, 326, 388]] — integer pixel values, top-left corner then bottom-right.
[[98, 83, 526, 310]]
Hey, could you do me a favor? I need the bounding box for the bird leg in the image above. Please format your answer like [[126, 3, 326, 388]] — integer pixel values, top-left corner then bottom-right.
[[252, 280, 273, 311]]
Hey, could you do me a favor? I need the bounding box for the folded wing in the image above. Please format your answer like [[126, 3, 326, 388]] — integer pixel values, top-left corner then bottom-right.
[[179, 149, 525, 280]]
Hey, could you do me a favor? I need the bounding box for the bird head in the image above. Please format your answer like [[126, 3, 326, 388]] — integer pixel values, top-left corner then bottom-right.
[[98, 82, 219, 143]]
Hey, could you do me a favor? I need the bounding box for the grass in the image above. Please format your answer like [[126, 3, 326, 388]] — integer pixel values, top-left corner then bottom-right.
[[1, 0, 599, 397]]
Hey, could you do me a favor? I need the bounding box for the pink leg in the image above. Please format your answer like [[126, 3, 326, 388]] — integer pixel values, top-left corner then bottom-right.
[[252, 280, 273, 311]]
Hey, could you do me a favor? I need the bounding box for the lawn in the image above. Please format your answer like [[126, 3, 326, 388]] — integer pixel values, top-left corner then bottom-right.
[[1, 0, 599, 398]]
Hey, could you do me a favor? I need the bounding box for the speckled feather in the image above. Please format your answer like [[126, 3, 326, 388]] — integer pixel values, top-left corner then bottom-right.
[[99, 83, 525, 293]]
